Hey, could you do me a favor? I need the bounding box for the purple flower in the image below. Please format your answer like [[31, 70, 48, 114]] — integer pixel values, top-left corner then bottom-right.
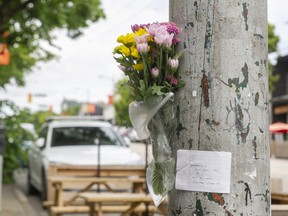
[[162, 22, 180, 35], [136, 43, 148, 53], [168, 57, 179, 69], [161, 22, 181, 45], [131, 23, 150, 32], [151, 67, 159, 77]]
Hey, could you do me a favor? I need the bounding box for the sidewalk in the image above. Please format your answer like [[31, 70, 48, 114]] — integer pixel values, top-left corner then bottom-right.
[[0, 184, 39, 216]]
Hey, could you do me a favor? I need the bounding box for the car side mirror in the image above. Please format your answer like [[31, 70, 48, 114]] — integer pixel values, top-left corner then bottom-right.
[[35, 137, 45, 148], [123, 136, 131, 146]]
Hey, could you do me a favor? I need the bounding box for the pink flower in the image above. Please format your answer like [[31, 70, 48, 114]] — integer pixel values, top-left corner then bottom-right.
[[134, 35, 148, 44], [147, 23, 174, 48], [136, 43, 148, 53], [154, 32, 174, 48], [163, 34, 174, 48], [167, 75, 179, 85], [168, 57, 179, 69], [151, 67, 159, 77], [172, 37, 180, 45], [146, 23, 162, 36]]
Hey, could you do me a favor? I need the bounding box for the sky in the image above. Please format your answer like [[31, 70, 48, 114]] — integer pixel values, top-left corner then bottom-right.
[[0, 0, 287, 114]]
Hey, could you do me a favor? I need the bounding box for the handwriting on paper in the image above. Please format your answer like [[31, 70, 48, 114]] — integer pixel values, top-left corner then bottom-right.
[[175, 150, 232, 193]]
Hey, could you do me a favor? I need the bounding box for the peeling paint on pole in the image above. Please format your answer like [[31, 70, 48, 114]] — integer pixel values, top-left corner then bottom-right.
[[169, 0, 270, 215]]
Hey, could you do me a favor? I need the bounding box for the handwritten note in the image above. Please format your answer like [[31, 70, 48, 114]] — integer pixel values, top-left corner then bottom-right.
[[175, 150, 232, 193]]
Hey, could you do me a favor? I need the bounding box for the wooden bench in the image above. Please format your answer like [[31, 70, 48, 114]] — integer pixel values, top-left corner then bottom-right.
[[47, 164, 146, 202], [46, 176, 148, 216], [50, 204, 161, 216], [272, 192, 288, 204], [272, 204, 288, 216], [79, 192, 167, 216]]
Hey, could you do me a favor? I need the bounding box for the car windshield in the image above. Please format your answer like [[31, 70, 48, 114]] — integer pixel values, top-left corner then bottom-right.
[[51, 127, 122, 147]]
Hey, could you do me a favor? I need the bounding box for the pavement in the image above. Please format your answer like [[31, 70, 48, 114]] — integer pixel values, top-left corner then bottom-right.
[[0, 184, 39, 216]]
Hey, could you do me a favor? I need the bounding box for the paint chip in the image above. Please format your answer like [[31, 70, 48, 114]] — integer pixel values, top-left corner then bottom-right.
[[192, 91, 197, 97]]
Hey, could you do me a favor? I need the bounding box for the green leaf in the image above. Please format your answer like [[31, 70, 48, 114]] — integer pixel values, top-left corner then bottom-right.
[[177, 80, 186, 88], [114, 57, 132, 68], [151, 85, 164, 96], [152, 163, 165, 195]]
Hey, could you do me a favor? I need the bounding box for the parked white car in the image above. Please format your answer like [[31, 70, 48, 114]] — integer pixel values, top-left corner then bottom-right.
[[27, 116, 144, 200]]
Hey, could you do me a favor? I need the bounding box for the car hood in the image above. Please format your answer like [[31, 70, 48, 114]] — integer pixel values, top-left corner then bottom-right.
[[45, 145, 144, 166]]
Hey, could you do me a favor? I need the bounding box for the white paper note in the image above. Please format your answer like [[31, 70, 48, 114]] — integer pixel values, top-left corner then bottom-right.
[[175, 150, 232, 193]]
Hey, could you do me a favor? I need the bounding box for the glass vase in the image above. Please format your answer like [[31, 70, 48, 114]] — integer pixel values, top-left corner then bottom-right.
[[129, 92, 175, 206]]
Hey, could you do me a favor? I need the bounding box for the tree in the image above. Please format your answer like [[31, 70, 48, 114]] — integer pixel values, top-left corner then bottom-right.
[[268, 23, 280, 91], [0, 100, 56, 182], [169, 1, 269, 215], [0, 0, 105, 87], [114, 78, 133, 127]]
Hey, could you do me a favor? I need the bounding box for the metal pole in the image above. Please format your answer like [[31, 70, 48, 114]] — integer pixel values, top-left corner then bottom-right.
[[0, 121, 5, 212], [169, 0, 270, 215], [145, 139, 149, 216], [95, 138, 101, 193]]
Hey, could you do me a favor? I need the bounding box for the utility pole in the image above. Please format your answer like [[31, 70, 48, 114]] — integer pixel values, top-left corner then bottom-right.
[[169, 1, 270, 215]]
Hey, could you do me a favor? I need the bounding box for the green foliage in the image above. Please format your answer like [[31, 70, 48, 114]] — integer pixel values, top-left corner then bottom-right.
[[62, 106, 81, 116], [114, 78, 133, 127], [268, 23, 279, 53], [0, 0, 105, 88], [0, 101, 33, 183], [30, 110, 57, 134], [0, 100, 56, 183], [268, 23, 280, 91]]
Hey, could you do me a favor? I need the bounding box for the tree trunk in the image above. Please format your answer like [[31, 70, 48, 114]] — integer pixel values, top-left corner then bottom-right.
[[169, 0, 270, 215]]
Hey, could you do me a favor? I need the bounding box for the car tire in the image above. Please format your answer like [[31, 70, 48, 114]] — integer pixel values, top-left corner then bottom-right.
[[27, 167, 38, 195], [41, 169, 47, 202]]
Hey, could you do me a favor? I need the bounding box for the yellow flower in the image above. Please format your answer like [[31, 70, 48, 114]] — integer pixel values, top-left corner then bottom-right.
[[135, 28, 148, 36], [117, 33, 135, 45], [131, 46, 139, 59], [135, 28, 153, 42], [133, 63, 144, 71], [119, 45, 130, 56]]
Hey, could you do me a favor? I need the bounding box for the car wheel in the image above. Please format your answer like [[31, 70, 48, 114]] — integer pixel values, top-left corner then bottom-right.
[[41, 170, 47, 202], [27, 167, 38, 195]]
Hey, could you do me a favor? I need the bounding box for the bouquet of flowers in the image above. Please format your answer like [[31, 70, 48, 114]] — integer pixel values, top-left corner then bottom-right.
[[113, 22, 185, 101], [113, 22, 184, 207]]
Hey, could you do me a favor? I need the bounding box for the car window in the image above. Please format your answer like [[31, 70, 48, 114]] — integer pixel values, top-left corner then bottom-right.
[[51, 127, 122, 147]]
